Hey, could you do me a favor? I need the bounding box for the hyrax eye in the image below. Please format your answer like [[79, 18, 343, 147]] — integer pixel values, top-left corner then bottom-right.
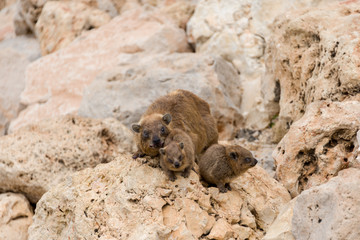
[[142, 130, 149, 138], [245, 158, 251, 163], [179, 155, 183, 161], [161, 126, 165, 134], [168, 158, 173, 163]]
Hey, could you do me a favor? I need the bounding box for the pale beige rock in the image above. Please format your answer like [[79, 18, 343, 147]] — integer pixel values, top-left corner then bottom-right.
[[78, 53, 242, 140], [9, 9, 190, 133], [0, 193, 33, 240], [36, 1, 111, 55], [273, 101, 360, 197], [207, 218, 234, 240], [265, 168, 360, 240], [0, 35, 40, 135], [0, 115, 135, 203], [263, 200, 296, 240], [28, 153, 290, 239], [0, 3, 16, 41], [267, 1, 360, 138], [187, 0, 343, 130]]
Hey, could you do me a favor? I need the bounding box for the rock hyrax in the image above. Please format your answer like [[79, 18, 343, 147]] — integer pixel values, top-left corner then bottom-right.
[[159, 129, 195, 181], [131, 89, 218, 159], [199, 144, 257, 193]]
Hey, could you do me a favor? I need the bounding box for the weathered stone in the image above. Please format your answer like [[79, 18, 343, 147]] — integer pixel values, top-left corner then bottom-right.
[[36, 1, 111, 55], [0, 115, 135, 203], [267, 1, 360, 139], [0, 192, 33, 240], [273, 101, 360, 197], [0, 3, 16, 41], [207, 218, 234, 240], [265, 168, 360, 240], [28, 153, 290, 239], [263, 200, 296, 240], [9, 9, 190, 133], [79, 53, 241, 140], [187, 0, 342, 130], [0, 35, 40, 135]]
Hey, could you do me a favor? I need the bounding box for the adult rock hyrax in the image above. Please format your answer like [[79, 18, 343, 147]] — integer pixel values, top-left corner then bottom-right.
[[131, 89, 218, 159], [199, 144, 258, 193], [159, 129, 195, 181]]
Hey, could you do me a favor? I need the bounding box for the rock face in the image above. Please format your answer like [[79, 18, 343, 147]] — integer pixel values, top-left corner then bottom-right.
[[28, 156, 290, 240], [186, 0, 342, 130], [264, 168, 360, 240], [267, 1, 360, 139], [0, 3, 16, 41], [79, 53, 242, 140], [0, 192, 33, 240], [0, 35, 40, 135], [273, 101, 360, 197], [35, 1, 111, 55], [9, 9, 190, 133], [0, 115, 135, 203]]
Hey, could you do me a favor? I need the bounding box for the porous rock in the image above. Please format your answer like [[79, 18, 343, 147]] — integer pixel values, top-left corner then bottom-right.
[[0, 115, 135, 203], [267, 1, 360, 139], [35, 1, 111, 55], [78, 53, 242, 140], [273, 101, 360, 197], [9, 9, 190, 133], [28, 155, 290, 239], [0, 192, 33, 240]]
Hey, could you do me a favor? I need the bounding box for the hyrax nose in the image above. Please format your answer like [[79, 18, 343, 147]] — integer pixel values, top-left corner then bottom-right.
[[152, 136, 161, 145], [251, 159, 258, 167], [174, 162, 180, 168]]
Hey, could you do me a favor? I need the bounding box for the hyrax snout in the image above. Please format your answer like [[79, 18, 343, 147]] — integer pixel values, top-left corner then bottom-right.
[[199, 144, 257, 193]]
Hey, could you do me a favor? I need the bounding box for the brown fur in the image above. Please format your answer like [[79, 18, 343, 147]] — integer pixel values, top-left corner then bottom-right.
[[132, 89, 218, 158], [159, 129, 194, 181], [199, 144, 257, 193]]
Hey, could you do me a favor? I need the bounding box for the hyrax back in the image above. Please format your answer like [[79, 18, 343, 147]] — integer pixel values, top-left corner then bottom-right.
[[131, 89, 218, 158], [199, 144, 257, 193], [159, 129, 195, 181]]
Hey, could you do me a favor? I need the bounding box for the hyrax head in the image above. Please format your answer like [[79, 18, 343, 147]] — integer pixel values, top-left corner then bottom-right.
[[226, 145, 257, 174], [132, 113, 172, 156], [159, 141, 186, 170]]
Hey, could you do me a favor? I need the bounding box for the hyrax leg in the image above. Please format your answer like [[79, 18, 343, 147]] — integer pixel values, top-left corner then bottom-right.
[[132, 150, 145, 159], [217, 182, 228, 193], [181, 166, 191, 178]]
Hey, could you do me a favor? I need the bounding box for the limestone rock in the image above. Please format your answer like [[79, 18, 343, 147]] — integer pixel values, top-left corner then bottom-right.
[[186, 0, 342, 130], [9, 9, 190, 133], [28, 154, 290, 239], [78, 53, 242, 140], [265, 168, 360, 240], [36, 1, 111, 55], [0, 115, 135, 203], [0, 3, 16, 41], [0, 35, 40, 136], [273, 101, 360, 197], [0, 192, 33, 240], [267, 1, 360, 138]]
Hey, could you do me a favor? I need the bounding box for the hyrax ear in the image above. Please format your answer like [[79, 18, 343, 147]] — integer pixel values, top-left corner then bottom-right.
[[229, 152, 238, 160], [131, 124, 141, 133], [162, 113, 172, 125], [179, 142, 184, 149], [159, 148, 166, 155]]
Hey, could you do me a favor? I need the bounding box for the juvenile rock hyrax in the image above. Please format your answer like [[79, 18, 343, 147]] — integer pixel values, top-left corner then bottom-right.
[[199, 144, 257, 193], [131, 89, 218, 159], [159, 129, 195, 181]]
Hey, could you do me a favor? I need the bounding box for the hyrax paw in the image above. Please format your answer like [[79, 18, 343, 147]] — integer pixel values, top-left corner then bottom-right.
[[169, 175, 177, 182], [219, 186, 228, 193], [181, 171, 190, 178]]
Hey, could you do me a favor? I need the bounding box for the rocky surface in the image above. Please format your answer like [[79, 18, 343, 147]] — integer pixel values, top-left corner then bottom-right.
[[267, 0, 360, 140], [273, 101, 360, 197], [0, 3, 16, 41], [0, 35, 40, 135], [36, 1, 111, 55], [28, 154, 290, 240], [264, 168, 360, 240], [9, 9, 190, 133], [187, 0, 343, 130], [79, 53, 242, 140], [0, 115, 135, 203], [0, 192, 33, 240]]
